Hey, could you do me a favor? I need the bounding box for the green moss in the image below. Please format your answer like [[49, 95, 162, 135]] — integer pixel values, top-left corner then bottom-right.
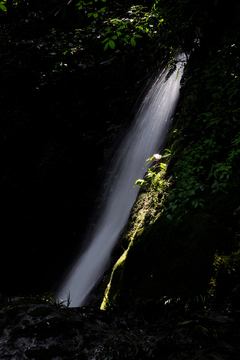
[[101, 251, 127, 310], [101, 24, 240, 310], [103, 200, 240, 309]]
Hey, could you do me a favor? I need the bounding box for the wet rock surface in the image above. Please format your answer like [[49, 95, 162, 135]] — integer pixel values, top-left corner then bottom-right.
[[0, 297, 240, 359]]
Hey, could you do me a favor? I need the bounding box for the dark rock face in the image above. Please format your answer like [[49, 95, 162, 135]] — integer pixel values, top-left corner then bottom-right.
[[1, 297, 240, 359]]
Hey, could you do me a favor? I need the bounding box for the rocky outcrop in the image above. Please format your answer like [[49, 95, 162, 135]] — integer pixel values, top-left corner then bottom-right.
[[1, 296, 240, 359]]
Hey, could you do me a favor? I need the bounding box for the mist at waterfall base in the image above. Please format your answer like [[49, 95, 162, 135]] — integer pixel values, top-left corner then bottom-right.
[[56, 58, 185, 307]]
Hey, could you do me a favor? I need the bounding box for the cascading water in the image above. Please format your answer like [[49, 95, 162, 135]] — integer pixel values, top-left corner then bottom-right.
[[57, 55, 186, 307]]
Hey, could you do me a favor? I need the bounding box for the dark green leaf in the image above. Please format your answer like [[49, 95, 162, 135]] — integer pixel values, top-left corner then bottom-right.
[[109, 40, 115, 49], [130, 38, 136, 47]]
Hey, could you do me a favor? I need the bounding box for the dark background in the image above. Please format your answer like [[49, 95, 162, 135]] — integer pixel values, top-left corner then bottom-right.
[[0, 0, 159, 296]]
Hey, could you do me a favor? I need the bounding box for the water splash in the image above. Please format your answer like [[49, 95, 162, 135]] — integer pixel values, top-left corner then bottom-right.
[[57, 55, 186, 307]]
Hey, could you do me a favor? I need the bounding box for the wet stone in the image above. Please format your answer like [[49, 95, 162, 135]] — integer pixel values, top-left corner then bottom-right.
[[0, 297, 240, 359]]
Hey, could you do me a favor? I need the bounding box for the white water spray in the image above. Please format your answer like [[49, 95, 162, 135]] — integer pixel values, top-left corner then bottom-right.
[[57, 56, 186, 307]]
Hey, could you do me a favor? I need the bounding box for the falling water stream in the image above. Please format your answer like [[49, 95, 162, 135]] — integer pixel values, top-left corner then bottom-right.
[[57, 55, 186, 307]]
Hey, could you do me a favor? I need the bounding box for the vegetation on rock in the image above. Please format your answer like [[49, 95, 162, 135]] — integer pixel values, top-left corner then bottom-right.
[[1, 0, 240, 314], [100, 0, 240, 311]]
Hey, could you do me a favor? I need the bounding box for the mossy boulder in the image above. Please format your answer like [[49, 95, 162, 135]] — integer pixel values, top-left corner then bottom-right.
[[103, 196, 240, 309]]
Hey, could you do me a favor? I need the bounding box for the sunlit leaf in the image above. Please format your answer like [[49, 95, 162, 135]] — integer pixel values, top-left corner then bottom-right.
[[0, 4, 7, 11]]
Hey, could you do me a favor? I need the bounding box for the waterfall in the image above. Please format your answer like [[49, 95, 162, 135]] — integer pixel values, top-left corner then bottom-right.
[[56, 55, 186, 307]]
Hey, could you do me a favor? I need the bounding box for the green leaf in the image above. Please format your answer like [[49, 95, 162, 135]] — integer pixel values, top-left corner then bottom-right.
[[0, 4, 7, 11], [168, 194, 175, 201], [109, 40, 115, 49], [104, 42, 109, 51], [167, 214, 172, 221], [134, 179, 145, 188], [178, 191, 185, 198], [130, 37, 136, 47], [102, 38, 109, 44], [188, 189, 195, 196]]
